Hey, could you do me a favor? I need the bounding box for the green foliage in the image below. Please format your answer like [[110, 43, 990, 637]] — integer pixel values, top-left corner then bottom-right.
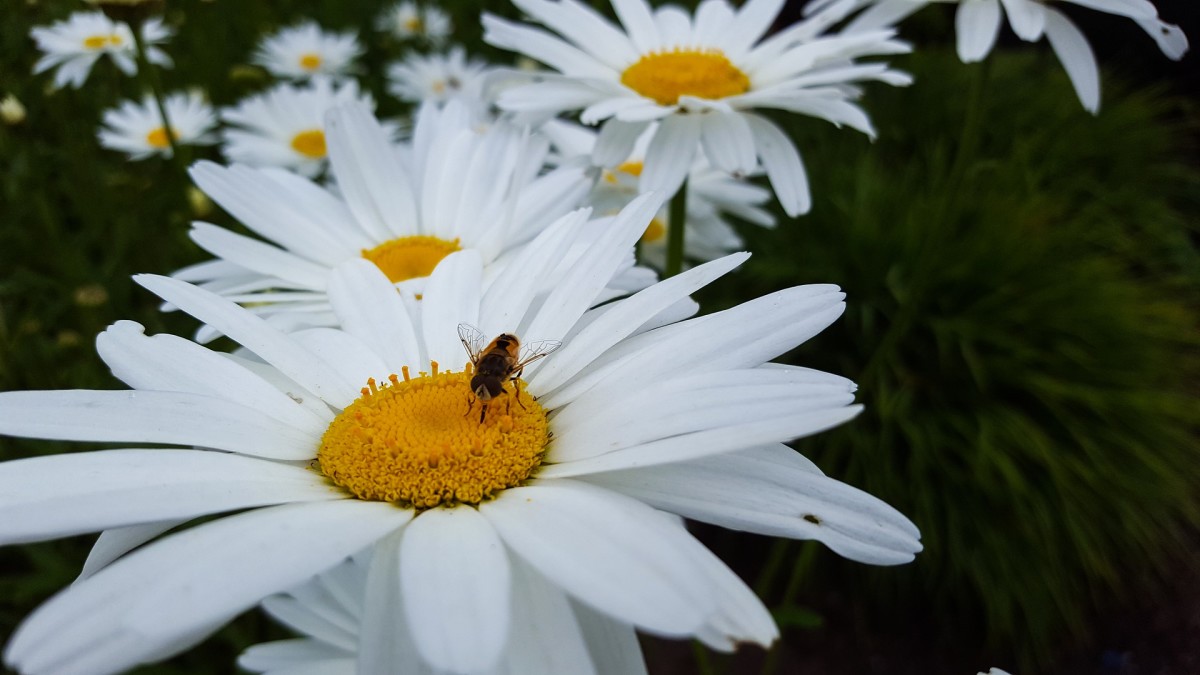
[[702, 50, 1200, 669]]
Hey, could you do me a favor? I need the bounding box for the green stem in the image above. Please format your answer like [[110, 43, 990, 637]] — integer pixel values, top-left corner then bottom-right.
[[692, 640, 716, 675], [128, 20, 183, 170], [664, 178, 689, 278], [760, 542, 820, 675]]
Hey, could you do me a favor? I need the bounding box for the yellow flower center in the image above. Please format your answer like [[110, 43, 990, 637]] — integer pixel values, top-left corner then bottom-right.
[[621, 49, 750, 106], [145, 126, 175, 149], [318, 365, 548, 507], [84, 34, 122, 49], [641, 217, 667, 244], [404, 17, 424, 32], [290, 128, 327, 159], [361, 235, 461, 283], [299, 52, 323, 71]]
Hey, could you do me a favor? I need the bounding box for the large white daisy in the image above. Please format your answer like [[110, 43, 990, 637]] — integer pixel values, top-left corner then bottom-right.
[[252, 21, 362, 81], [97, 91, 218, 160], [817, 0, 1189, 113], [31, 11, 172, 90], [175, 101, 600, 339], [0, 197, 919, 674], [239, 553, 655, 675], [483, 0, 912, 216], [544, 119, 774, 270], [377, 1, 453, 43], [221, 76, 379, 178]]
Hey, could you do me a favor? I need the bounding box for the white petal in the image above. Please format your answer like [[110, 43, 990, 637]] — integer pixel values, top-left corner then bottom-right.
[[522, 194, 664, 346], [592, 119, 649, 168], [0, 449, 339, 545], [583, 444, 922, 564], [419, 250, 483, 370], [531, 253, 748, 394], [482, 15, 615, 78], [188, 223, 329, 289], [724, 0, 786, 56], [744, 114, 810, 216], [5, 501, 407, 675], [638, 114, 702, 197], [1064, 0, 1156, 19], [327, 259, 423, 373], [0, 390, 317, 460], [654, 5, 693, 47], [499, 558, 595, 675], [480, 481, 717, 636], [700, 112, 758, 175], [96, 320, 329, 435], [1043, 8, 1100, 113], [571, 600, 648, 675], [261, 595, 357, 653], [543, 405, 863, 477], [135, 275, 359, 407], [325, 103, 419, 242], [611, 0, 662, 52], [78, 520, 185, 580], [999, 0, 1046, 40], [358, 529, 431, 675], [1134, 17, 1188, 60], [956, 0, 1002, 62], [510, 0, 640, 68], [290, 328, 391, 390], [239, 639, 352, 673], [400, 507, 511, 673]]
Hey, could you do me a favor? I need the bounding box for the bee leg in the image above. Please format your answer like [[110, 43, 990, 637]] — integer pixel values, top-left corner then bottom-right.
[[479, 403, 488, 424], [464, 392, 476, 419], [511, 376, 528, 411]]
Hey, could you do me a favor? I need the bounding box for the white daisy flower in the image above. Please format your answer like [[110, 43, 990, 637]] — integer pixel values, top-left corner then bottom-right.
[[31, 11, 172, 90], [239, 554, 654, 674], [175, 101, 600, 339], [377, 1, 453, 43], [386, 46, 493, 108], [816, 0, 1189, 113], [253, 21, 362, 81], [544, 119, 774, 269], [97, 91, 218, 160], [483, 0, 912, 216], [0, 200, 920, 674], [221, 77, 379, 178]]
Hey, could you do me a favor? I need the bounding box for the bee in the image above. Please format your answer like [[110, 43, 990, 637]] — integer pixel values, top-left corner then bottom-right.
[[458, 323, 561, 423]]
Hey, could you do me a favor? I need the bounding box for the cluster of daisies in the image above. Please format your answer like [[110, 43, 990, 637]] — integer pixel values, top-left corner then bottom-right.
[[8, 0, 1187, 673]]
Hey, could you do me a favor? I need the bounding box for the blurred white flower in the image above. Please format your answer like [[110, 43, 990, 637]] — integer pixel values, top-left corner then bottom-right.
[[253, 21, 362, 80], [31, 11, 172, 90], [386, 46, 492, 108], [544, 119, 774, 270], [174, 101, 601, 338], [817, 0, 1189, 113], [484, 0, 911, 216], [221, 77, 379, 177], [97, 92, 217, 160], [377, 1, 453, 43]]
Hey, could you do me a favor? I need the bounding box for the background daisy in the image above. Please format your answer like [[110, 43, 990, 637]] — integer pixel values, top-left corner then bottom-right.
[[818, 0, 1189, 112], [252, 21, 362, 81], [0, 196, 918, 674], [377, 1, 453, 43], [386, 46, 493, 109], [483, 0, 912, 216], [98, 91, 217, 160], [175, 101, 595, 338], [31, 11, 172, 89], [221, 77, 379, 177], [544, 119, 775, 270]]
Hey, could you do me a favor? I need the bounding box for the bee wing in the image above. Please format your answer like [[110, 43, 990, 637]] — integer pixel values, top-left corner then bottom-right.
[[515, 339, 562, 369], [457, 323, 488, 365]]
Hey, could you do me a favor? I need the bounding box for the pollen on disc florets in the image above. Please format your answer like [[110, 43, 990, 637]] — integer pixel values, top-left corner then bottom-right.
[[317, 364, 549, 508], [621, 48, 750, 106]]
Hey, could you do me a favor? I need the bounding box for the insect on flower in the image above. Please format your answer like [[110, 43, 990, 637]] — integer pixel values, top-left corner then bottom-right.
[[458, 323, 560, 423]]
